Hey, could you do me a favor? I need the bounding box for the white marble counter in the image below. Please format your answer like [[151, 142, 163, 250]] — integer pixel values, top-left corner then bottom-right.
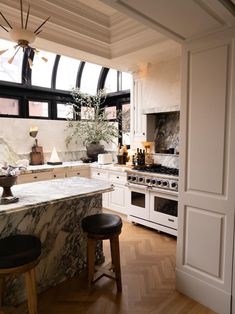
[[24, 161, 89, 173], [0, 177, 112, 215], [89, 162, 132, 172], [21, 161, 131, 174]]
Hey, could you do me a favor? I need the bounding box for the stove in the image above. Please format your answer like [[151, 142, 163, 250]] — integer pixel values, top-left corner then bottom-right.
[[127, 165, 179, 192]]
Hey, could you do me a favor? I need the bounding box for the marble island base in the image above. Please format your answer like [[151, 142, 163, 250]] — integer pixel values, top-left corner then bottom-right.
[[0, 177, 112, 305]]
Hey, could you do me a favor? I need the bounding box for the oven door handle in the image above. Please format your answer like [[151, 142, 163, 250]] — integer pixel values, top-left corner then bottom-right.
[[125, 183, 148, 191]]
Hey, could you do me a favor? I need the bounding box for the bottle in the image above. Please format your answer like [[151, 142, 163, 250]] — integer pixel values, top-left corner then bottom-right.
[[142, 149, 145, 165], [136, 148, 140, 165]]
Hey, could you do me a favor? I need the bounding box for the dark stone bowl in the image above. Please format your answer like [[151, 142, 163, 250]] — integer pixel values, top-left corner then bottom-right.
[[0, 176, 17, 197]]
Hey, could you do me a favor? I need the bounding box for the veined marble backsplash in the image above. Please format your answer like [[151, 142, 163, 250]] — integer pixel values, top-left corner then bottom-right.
[[153, 153, 179, 169], [154, 111, 180, 153]]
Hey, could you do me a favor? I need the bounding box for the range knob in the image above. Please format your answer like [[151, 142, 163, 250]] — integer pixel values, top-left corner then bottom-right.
[[132, 176, 137, 181], [151, 179, 156, 184], [157, 180, 162, 185], [171, 182, 178, 189], [163, 181, 168, 187], [139, 177, 143, 182], [127, 176, 132, 181], [146, 178, 151, 184]]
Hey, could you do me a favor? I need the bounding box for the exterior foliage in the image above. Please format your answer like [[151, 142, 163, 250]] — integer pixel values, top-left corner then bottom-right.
[[66, 88, 119, 146]]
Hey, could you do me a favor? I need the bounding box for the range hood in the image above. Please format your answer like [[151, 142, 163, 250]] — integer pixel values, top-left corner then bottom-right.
[[142, 104, 180, 114]]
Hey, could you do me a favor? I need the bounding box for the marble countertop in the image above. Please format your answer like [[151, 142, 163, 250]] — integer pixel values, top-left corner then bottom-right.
[[22, 161, 132, 174], [0, 177, 112, 215], [24, 161, 90, 173]]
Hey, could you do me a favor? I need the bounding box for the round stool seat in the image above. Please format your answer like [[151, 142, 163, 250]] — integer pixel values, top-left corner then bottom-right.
[[82, 213, 122, 235], [0, 235, 41, 269]]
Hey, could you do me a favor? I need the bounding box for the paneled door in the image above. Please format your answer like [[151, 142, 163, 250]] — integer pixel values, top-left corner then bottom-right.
[[176, 27, 235, 314]]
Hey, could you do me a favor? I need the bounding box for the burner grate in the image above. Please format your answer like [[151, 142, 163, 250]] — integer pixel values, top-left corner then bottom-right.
[[133, 165, 179, 176]]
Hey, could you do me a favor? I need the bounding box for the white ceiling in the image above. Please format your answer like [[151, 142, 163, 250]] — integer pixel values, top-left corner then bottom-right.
[[0, 0, 234, 71]]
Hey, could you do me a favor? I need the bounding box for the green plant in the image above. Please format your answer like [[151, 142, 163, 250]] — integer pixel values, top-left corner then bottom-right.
[[65, 88, 119, 146]]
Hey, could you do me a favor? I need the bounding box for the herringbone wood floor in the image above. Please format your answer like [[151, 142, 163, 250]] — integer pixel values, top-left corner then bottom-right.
[[9, 221, 216, 314]]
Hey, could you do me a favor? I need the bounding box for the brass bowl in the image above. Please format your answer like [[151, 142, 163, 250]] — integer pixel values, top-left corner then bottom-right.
[[0, 176, 17, 198]]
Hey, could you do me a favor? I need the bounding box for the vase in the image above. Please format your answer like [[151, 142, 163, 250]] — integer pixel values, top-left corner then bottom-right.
[[86, 143, 105, 162], [0, 175, 17, 198]]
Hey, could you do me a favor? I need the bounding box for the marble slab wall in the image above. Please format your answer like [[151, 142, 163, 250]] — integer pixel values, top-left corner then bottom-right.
[[0, 194, 103, 306], [154, 111, 180, 153]]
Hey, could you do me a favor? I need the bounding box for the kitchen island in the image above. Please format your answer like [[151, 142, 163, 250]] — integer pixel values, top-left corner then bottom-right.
[[0, 176, 112, 305]]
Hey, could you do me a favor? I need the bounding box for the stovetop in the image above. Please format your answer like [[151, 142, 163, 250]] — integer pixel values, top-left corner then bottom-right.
[[132, 165, 179, 176]]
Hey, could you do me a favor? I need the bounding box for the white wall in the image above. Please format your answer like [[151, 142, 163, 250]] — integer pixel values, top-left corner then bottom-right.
[[0, 117, 118, 164]]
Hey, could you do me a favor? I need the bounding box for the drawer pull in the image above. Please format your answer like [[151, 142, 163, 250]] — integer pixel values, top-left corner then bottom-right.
[[33, 176, 37, 179], [77, 172, 80, 175], [168, 218, 174, 222], [116, 176, 119, 179], [54, 174, 56, 178], [97, 173, 100, 175]]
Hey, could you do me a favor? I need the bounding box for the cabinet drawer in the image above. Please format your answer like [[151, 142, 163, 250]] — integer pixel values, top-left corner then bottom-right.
[[90, 169, 108, 180], [51, 172, 66, 179], [109, 171, 127, 185], [17, 172, 51, 184], [66, 169, 90, 178]]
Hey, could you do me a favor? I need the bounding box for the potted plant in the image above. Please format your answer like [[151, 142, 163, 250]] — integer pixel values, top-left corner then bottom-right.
[[66, 88, 119, 161]]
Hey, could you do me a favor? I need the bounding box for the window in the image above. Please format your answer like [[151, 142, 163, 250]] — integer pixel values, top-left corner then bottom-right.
[[104, 69, 118, 93], [80, 62, 102, 95], [57, 103, 73, 119], [0, 39, 23, 83], [56, 56, 81, 90], [121, 72, 132, 91], [0, 98, 19, 115], [105, 106, 117, 120], [28, 101, 49, 117], [31, 51, 56, 88], [122, 103, 130, 146]]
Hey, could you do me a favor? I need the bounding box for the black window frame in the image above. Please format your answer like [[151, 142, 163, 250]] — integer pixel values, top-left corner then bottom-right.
[[0, 48, 131, 144]]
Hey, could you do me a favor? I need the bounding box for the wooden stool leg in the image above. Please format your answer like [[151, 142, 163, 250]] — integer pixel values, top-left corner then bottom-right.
[[110, 235, 122, 292], [0, 275, 5, 307], [87, 237, 96, 286], [25, 268, 37, 314]]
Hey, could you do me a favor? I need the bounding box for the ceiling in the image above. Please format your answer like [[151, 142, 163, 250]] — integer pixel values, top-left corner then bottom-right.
[[0, 0, 234, 71]]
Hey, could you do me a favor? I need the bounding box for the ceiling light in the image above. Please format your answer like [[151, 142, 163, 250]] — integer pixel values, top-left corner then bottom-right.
[[0, 0, 50, 66]]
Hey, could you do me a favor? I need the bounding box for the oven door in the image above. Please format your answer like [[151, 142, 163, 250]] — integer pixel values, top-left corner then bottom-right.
[[149, 189, 178, 230], [126, 183, 149, 220]]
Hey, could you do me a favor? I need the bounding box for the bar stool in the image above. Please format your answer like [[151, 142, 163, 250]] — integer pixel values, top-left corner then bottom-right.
[[82, 213, 122, 292], [0, 234, 41, 314]]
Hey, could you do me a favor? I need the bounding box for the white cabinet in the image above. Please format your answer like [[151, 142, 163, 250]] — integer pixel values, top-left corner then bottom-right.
[[90, 168, 128, 215], [132, 79, 146, 145], [90, 168, 109, 207], [108, 171, 128, 215], [109, 184, 127, 214]]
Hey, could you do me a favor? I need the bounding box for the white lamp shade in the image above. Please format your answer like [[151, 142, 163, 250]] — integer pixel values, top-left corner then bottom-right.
[[9, 29, 36, 44]]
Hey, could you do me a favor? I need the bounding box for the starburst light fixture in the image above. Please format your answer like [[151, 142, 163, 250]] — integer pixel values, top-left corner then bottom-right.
[[0, 0, 50, 66]]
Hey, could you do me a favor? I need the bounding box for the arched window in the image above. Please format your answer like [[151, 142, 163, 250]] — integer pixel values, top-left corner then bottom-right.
[[80, 62, 102, 95], [0, 39, 23, 83], [31, 50, 56, 88], [56, 56, 81, 90], [121, 72, 132, 91], [104, 69, 118, 93]]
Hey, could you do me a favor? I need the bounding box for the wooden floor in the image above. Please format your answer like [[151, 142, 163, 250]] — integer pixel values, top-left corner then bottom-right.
[[9, 221, 216, 314]]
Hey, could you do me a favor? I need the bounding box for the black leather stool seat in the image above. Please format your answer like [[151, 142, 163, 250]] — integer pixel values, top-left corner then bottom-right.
[[82, 213, 122, 235], [0, 235, 41, 269]]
